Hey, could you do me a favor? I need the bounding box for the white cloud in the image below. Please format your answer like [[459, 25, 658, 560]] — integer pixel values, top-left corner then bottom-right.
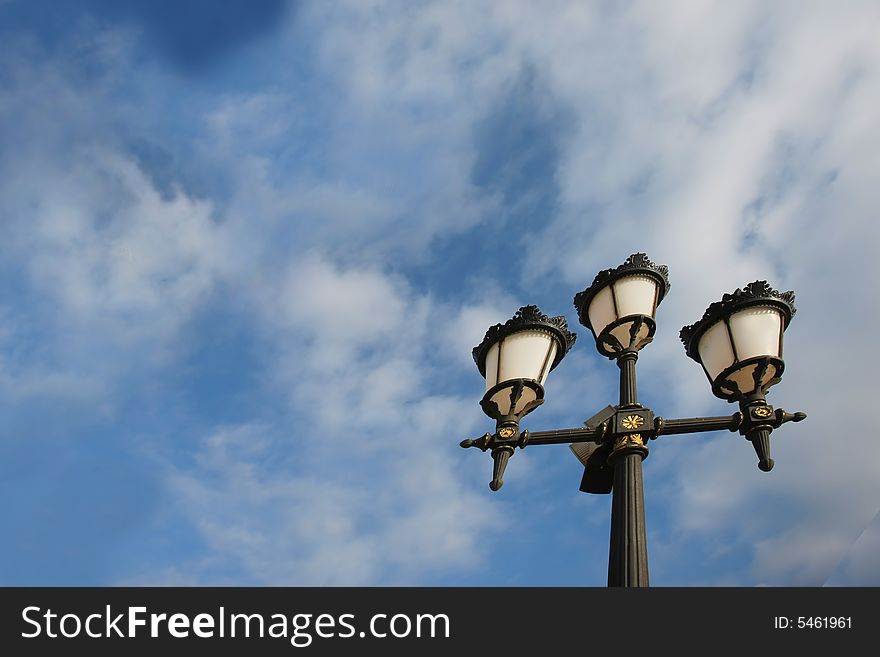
[[3, 1, 879, 586], [147, 252, 506, 584], [0, 147, 231, 388], [298, 0, 880, 584], [1, 20, 506, 586], [825, 512, 880, 586], [166, 406, 501, 584], [0, 29, 233, 382]]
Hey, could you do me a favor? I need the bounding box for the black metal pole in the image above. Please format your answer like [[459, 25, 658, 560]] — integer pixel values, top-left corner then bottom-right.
[[608, 447, 649, 586], [618, 349, 638, 407], [608, 350, 649, 587]]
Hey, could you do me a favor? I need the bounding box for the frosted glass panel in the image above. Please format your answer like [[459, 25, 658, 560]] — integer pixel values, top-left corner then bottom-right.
[[613, 274, 658, 318], [760, 361, 780, 388], [609, 320, 650, 351], [720, 361, 780, 397], [538, 342, 558, 385], [726, 363, 759, 396], [729, 306, 782, 360], [698, 321, 735, 380], [484, 343, 500, 390], [513, 386, 540, 414], [487, 383, 542, 416], [489, 387, 514, 416], [588, 286, 616, 336], [497, 330, 554, 385]]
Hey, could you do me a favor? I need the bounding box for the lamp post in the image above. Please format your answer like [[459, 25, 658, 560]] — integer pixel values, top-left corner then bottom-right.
[[460, 253, 806, 587]]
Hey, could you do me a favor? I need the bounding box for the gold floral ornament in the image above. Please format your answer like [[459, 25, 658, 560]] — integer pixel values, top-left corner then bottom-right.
[[754, 406, 773, 418], [613, 433, 645, 452], [621, 415, 644, 430], [498, 426, 516, 438]]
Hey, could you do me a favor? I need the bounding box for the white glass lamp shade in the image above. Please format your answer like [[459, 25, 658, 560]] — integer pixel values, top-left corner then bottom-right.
[[587, 274, 660, 353], [574, 254, 670, 358], [697, 306, 784, 396], [482, 329, 558, 416], [682, 281, 796, 402], [472, 305, 577, 420], [695, 320, 735, 381], [483, 329, 559, 390]]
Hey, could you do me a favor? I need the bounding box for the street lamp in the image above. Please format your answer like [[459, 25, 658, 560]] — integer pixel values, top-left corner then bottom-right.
[[679, 280, 798, 472], [471, 305, 577, 491], [460, 253, 806, 587]]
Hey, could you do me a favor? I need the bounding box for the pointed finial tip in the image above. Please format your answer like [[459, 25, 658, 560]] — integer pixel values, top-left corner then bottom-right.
[[758, 458, 775, 472]]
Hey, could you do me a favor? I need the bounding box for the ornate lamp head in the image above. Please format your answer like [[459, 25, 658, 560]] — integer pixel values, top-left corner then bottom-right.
[[573, 253, 670, 358], [680, 280, 796, 403], [472, 305, 576, 422]]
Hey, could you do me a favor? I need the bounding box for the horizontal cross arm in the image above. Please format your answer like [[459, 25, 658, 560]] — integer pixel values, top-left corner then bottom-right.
[[524, 426, 605, 446], [655, 414, 741, 436]]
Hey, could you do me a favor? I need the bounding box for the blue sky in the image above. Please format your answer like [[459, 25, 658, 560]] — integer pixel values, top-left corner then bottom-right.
[[1, 0, 878, 586]]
